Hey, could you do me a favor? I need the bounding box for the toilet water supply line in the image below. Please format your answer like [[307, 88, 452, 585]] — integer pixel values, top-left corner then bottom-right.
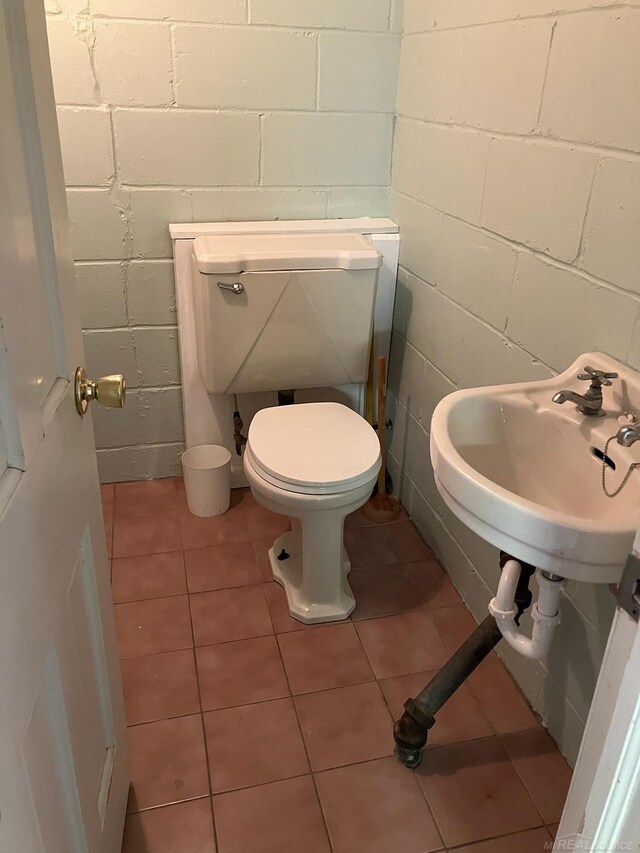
[[488, 561, 567, 660]]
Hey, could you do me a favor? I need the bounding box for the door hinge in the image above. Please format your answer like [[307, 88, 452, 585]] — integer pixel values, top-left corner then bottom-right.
[[617, 553, 640, 622]]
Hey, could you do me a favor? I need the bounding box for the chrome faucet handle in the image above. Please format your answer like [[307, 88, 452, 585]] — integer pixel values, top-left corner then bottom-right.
[[577, 366, 619, 386]]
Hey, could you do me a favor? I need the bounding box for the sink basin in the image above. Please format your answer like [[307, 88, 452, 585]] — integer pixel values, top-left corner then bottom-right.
[[430, 353, 640, 583]]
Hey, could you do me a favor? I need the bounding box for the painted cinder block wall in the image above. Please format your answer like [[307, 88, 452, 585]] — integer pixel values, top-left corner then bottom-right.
[[45, 0, 402, 482], [388, 0, 640, 763]]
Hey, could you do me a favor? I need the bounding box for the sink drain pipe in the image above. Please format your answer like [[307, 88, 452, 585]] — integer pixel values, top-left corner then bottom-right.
[[393, 553, 535, 769], [489, 561, 566, 660]]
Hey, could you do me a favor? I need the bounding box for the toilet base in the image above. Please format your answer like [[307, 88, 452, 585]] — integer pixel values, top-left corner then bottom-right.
[[269, 530, 355, 624]]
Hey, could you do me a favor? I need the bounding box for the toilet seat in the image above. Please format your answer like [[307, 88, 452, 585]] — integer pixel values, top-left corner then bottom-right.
[[246, 402, 380, 495]]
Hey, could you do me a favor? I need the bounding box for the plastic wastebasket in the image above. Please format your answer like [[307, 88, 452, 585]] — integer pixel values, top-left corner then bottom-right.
[[181, 444, 232, 517]]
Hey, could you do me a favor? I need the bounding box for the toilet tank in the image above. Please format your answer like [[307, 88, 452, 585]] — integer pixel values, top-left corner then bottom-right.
[[191, 233, 382, 396]]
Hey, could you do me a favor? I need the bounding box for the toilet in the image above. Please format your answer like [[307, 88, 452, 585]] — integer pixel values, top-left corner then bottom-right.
[[190, 230, 384, 622], [244, 402, 381, 623]]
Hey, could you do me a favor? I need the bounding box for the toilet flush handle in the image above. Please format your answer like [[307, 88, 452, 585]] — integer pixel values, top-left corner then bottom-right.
[[217, 281, 245, 295]]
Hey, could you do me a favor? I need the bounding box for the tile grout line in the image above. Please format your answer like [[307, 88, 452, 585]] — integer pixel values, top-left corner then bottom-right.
[[269, 594, 337, 851], [184, 548, 220, 853]]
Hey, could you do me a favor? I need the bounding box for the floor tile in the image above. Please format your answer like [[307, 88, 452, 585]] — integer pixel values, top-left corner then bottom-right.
[[214, 776, 330, 853], [315, 757, 442, 853], [127, 714, 210, 812], [185, 542, 262, 593], [111, 551, 186, 603], [196, 636, 289, 710], [295, 682, 393, 771], [431, 603, 478, 652], [379, 670, 493, 746], [244, 504, 290, 541], [122, 797, 216, 853], [181, 508, 249, 550], [115, 478, 181, 518], [278, 623, 374, 694], [417, 736, 542, 847], [204, 698, 309, 793], [114, 595, 192, 659], [399, 560, 462, 610], [383, 521, 435, 562], [350, 565, 422, 620], [252, 539, 276, 582], [104, 520, 113, 558], [467, 656, 539, 735], [263, 581, 314, 633], [120, 649, 200, 725], [355, 611, 450, 679], [455, 827, 553, 852], [344, 526, 398, 569], [501, 728, 573, 824], [344, 507, 374, 528], [113, 514, 182, 559], [190, 585, 273, 646], [101, 483, 114, 523]]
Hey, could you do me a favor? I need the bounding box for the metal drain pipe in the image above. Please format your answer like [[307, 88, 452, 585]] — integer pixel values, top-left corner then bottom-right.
[[393, 553, 535, 769]]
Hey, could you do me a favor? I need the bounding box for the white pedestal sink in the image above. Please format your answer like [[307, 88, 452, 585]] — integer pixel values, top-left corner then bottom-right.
[[431, 353, 640, 585]]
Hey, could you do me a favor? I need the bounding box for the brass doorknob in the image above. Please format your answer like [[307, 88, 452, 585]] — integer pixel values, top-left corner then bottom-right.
[[75, 366, 126, 416]]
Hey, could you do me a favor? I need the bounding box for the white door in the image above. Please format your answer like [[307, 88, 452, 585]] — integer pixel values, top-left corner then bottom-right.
[[556, 539, 640, 850], [0, 0, 129, 851]]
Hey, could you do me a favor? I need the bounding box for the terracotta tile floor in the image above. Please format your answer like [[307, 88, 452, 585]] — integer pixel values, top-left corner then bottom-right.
[[103, 479, 571, 853]]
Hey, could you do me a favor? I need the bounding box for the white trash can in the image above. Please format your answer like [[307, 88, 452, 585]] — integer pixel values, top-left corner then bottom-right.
[[181, 444, 232, 517]]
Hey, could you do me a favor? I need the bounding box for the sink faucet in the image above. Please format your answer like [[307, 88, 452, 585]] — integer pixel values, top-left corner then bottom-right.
[[552, 365, 618, 417], [615, 412, 640, 446]]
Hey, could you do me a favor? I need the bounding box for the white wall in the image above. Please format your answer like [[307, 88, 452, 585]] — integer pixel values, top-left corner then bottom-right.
[[45, 0, 402, 481], [388, 0, 640, 764]]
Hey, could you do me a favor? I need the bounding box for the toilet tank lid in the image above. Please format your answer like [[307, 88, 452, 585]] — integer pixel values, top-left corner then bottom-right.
[[193, 233, 382, 274]]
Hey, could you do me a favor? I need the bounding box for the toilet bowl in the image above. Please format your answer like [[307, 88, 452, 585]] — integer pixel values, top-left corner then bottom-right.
[[244, 402, 381, 624]]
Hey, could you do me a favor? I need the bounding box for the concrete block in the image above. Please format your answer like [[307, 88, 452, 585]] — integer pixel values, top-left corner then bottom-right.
[[66, 189, 128, 260], [622, 313, 640, 372], [249, 0, 392, 30], [91, 0, 246, 23], [219, 188, 328, 221], [189, 189, 224, 222], [392, 120, 489, 223], [389, 333, 455, 425], [92, 390, 141, 448], [397, 31, 463, 122], [75, 262, 127, 328], [93, 20, 173, 106], [83, 328, 138, 386], [318, 32, 400, 113], [128, 188, 192, 258], [390, 0, 404, 33], [56, 106, 114, 186], [540, 12, 640, 152], [397, 265, 553, 387], [132, 327, 181, 386], [390, 191, 443, 291], [262, 113, 393, 186], [96, 442, 184, 483], [580, 159, 640, 294], [174, 26, 316, 109], [404, 0, 621, 31], [436, 216, 518, 331], [507, 252, 637, 371], [114, 109, 260, 185], [139, 387, 184, 444], [461, 20, 552, 134], [481, 138, 596, 262], [327, 187, 389, 218], [46, 17, 96, 104], [127, 260, 176, 325], [45, 0, 91, 16]]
